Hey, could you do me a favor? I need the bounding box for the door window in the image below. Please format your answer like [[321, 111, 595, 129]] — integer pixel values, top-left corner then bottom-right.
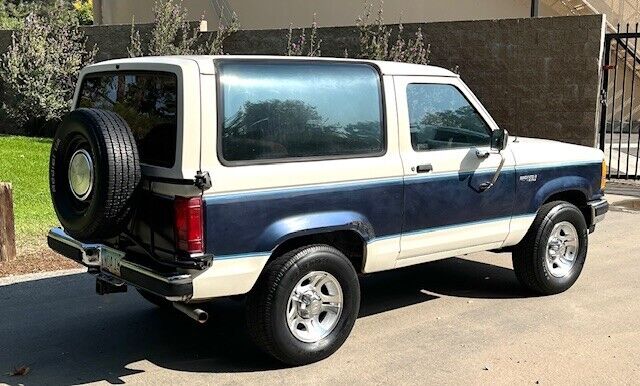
[[406, 84, 491, 151]]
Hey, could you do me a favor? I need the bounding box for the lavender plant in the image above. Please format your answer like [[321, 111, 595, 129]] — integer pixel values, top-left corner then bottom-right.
[[355, 1, 431, 65], [129, 0, 239, 57], [0, 1, 96, 130], [285, 14, 321, 57], [204, 9, 239, 55]]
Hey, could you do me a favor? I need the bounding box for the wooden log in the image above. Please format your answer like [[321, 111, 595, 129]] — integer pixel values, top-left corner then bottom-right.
[[0, 182, 17, 262]]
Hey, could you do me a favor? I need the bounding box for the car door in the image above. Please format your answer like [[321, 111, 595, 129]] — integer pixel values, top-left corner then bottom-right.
[[394, 75, 516, 266]]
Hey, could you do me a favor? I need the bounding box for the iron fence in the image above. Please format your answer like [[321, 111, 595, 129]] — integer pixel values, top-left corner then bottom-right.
[[600, 23, 640, 179]]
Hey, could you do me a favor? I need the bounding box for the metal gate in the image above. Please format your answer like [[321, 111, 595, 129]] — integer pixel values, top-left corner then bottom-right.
[[600, 24, 640, 179]]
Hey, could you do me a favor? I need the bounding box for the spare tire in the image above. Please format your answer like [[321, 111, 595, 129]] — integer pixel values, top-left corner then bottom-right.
[[50, 108, 141, 241]]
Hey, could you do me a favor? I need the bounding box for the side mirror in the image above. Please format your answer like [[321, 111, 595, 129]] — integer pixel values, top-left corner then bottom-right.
[[491, 128, 509, 151], [480, 129, 509, 193]]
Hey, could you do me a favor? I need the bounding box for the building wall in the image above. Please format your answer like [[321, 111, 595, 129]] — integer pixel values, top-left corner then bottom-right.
[[93, 0, 559, 29], [0, 15, 606, 147]]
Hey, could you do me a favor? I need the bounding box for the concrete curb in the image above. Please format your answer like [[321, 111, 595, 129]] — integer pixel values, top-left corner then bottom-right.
[[0, 268, 87, 286]]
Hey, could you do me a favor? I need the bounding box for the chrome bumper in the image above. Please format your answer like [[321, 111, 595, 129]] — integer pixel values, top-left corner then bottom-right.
[[47, 227, 193, 301], [587, 198, 609, 226]]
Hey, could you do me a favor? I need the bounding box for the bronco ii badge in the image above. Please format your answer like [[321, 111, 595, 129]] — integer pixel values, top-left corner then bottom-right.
[[520, 174, 538, 182]]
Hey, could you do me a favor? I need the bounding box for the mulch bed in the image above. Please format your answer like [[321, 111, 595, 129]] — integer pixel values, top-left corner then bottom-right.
[[0, 248, 80, 278]]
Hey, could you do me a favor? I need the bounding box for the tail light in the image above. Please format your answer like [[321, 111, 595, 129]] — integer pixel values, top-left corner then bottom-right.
[[174, 196, 204, 254]]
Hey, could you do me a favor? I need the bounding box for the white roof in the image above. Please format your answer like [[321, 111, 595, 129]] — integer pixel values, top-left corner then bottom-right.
[[91, 55, 458, 77]]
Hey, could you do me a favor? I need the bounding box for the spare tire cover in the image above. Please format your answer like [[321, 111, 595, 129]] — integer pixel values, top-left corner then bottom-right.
[[50, 108, 141, 241]]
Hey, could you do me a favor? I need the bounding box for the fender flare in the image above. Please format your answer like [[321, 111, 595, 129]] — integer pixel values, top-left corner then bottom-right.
[[254, 211, 374, 253], [531, 176, 591, 210]]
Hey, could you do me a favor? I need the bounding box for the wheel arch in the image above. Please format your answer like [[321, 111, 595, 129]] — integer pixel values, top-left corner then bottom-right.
[[533, 176, 592, 223], [269, 228, 367, 272], [541, 188, 591, 224]]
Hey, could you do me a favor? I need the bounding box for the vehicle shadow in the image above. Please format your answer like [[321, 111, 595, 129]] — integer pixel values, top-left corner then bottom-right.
[[360, 256, 530, 317], [0, 256, 527, 385]]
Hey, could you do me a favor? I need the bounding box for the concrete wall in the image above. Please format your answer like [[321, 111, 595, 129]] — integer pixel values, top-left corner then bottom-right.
[[0, 15, 606, 146], [94, 0, 560, 30]]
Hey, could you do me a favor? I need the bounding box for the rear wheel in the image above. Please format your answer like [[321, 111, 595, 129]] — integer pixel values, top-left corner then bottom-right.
[[512, 201, 588, 295], [246, 245, 360, 365]]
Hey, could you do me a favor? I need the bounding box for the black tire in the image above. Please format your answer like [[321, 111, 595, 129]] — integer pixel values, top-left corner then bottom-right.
[[136, 288, 172, 309], [50, 108, 141, 241], [512, 201, 589, 295], [246, 245, 360, 365]]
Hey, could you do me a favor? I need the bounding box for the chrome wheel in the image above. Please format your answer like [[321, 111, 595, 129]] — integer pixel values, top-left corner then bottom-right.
[[545, 221, 579, 278], [68, 149, 94, 201], [286, 271, 343, 343]]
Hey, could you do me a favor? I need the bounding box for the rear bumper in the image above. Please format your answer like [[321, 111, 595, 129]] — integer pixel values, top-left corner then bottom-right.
[[47, 227, 193, 300], [587, 198, 609, 226]]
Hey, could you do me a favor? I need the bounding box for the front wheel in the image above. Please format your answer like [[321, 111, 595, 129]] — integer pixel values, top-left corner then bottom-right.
[[246, 245, 360, 365], [512, 201, 589, 295]]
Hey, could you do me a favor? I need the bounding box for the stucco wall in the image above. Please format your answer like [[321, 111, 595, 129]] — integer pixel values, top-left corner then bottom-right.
[[0, 15, 605, 146], [93, 0, 559, 30]]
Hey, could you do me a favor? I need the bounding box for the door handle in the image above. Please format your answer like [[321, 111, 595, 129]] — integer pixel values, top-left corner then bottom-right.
[[416, 164, 433, 173]]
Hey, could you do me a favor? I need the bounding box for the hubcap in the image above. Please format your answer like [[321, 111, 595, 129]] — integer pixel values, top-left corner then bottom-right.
[[286, 271, 343, 343], [545, 221, 579, 278], [68, 149, 93, 201]]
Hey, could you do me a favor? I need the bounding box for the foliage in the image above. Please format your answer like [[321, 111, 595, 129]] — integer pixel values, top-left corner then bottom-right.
[[355, 1, 431, 64], [129, 0, 239, 57], [0, 0, 36, 29], [205, 7, 239, 55], [285, 14, 321, 57], [73, 0, 93, 25], [0, 136, 58, 241], [0, 0, 92, 29], [0, 1, 96, 133]]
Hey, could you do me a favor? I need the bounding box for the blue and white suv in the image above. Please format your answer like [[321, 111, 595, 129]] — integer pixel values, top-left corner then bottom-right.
[[47, 56, 608, 365]]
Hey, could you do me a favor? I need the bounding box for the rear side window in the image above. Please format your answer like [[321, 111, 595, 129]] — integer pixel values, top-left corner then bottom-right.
[[218, 61, 385, 164], [78, 72, 178, 168], [406, 84, 491, 151]]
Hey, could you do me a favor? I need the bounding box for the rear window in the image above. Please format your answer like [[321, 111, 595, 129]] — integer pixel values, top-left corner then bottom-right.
[[218, 61, 385, 164], [77, 72, 178, 168]]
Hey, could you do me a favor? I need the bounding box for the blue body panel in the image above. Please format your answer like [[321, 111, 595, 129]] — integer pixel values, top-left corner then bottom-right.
[[513, 162, 603, 215], [204, 179, 403, 256], [204, 161, 603, 258], [403, 168, 516, 234]]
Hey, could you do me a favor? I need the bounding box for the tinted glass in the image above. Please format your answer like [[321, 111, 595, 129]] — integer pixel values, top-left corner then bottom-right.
[[78, 72, 178, 167], [406, 84, 491, 151], [219, 62, 384, 163]]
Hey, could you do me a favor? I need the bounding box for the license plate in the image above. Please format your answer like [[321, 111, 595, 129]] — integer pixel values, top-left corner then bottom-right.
[[100, 247, 125, 276]]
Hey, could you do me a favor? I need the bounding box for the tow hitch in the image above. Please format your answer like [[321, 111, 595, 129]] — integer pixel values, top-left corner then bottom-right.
[[96, 273, 127, 295]]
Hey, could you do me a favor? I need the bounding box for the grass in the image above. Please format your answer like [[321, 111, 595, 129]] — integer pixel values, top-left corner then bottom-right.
[[0, 135, 58, 251]]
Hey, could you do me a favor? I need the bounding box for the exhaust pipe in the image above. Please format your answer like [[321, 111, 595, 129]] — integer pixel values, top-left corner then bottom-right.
[[173, 302, 209, 324]]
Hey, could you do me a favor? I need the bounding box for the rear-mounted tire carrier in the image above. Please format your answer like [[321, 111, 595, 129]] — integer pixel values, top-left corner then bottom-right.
[[47, 227, 194, 300]]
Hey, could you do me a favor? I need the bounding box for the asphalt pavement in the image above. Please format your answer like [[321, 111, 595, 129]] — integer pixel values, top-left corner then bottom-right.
[[1, 194, 639, 385]]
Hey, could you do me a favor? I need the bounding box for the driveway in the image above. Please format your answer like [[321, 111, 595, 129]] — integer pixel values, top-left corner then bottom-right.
[[1, 195, 639, 385]]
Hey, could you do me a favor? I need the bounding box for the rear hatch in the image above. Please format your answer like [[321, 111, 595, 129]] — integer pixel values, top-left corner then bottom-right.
[[75, 66, 207, 270]]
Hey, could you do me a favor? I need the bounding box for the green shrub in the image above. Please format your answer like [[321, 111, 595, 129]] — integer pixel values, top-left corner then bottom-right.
[[0, 0, 91, 30], [73, 0, 93, 25], [129, 0, 239, 57], [0, 0, 36, 29], [0, 1, 96, 135]]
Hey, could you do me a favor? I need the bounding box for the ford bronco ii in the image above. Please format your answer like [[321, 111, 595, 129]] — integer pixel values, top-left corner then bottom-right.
[[48, 56, 608, 365]]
